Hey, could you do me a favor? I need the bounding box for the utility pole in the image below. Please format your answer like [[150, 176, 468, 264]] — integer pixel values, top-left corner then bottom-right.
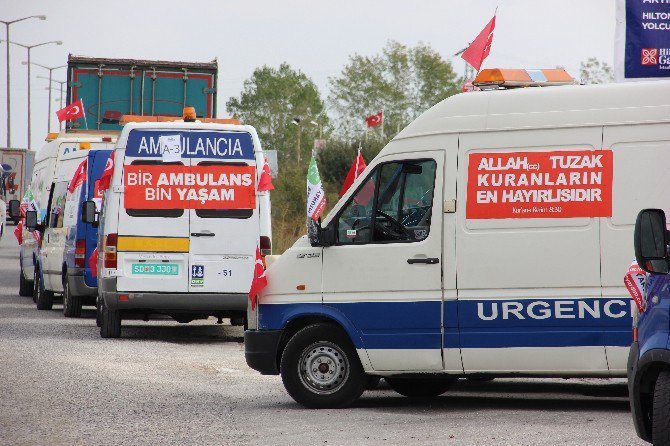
[[0, 15, 47, 147]]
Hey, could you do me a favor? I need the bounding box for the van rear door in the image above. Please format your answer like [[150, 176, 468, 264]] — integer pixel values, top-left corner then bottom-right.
[[187, 131, 258, 293], [116, 130, 190, 293]]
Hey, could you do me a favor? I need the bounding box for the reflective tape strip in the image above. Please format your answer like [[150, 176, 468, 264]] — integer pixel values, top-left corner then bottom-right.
[[116, 236, 189, 253]]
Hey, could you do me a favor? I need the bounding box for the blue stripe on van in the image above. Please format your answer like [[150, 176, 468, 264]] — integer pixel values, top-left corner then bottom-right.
[[258, 297, 633, 350]]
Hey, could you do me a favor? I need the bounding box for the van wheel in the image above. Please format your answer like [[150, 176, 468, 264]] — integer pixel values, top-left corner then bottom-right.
[[652, 370, 670, 445], [62, 277, 82, 318], [280, 324, 367, 409], [95, 295, 102, 327], [34, 268, 54, 311], [100, 302, 121, 338], [19, 268, 33, 297], [386, 377, 455, 398]]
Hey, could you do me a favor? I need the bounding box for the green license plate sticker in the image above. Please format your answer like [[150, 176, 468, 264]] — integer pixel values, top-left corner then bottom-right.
[[131, 263, 179, 275]]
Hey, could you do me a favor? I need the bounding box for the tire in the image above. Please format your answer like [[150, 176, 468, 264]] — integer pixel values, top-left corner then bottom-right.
[[280, 324, 367, 409], [19, 267, 33, 297], [62, 276, 82, 318], [386, 377, 455, 398], [100, 300, 121, 338], [34, 267, 54, 311], [652, 370, 670, 446]]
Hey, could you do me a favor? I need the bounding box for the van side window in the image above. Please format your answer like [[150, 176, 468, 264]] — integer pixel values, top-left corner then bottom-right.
[[336, 159, 436, 244], [194, 161, 253, 219], [125, 160, 184, 218], [49, 181, 68, 228]]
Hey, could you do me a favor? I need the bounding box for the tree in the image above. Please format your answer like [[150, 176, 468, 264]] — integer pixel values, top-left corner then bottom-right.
[[579, 57, 614, 84], [226, 63, 327, 164], [328, 41, 461, 139]]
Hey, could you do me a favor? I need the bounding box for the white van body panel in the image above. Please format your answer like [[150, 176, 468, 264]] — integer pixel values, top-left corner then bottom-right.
[[256, 80, 670, 378]]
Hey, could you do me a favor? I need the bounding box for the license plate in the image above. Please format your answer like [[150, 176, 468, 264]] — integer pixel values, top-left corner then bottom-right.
[[131, 263, 179, 275]]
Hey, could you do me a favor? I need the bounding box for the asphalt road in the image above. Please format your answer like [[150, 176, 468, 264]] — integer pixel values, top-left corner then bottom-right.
[[0, 233, 646, 446]]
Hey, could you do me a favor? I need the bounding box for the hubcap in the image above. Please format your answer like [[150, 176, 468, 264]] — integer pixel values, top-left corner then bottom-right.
[[298, 341, 349, 395]]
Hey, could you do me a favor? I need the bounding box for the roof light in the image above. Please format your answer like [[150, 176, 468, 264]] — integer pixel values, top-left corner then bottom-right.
[[46, 132, 59, 141], [119, 114, 241, 125], [80, 142, 91, 150], [473, 68, 577, 90], [102, 137, 113, 142], [183, 107, 197, 122]]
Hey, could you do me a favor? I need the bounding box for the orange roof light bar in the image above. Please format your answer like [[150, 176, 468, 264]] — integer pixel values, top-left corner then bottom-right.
[[119, 114, 241, 125], [473, 68, 577, 89]]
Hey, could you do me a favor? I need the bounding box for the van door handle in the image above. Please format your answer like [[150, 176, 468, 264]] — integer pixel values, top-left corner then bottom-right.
[[190, 232, 215, 237], [407, 258, 439, 264]]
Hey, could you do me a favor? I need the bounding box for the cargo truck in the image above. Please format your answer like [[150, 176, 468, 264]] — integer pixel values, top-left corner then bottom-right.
[[66, 55, 218, 132], [0, 148, 35, 224]]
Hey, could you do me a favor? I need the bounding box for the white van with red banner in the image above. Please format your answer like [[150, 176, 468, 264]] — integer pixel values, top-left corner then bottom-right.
[[244, 70, 670, 408], [89, 113, 272, 338]]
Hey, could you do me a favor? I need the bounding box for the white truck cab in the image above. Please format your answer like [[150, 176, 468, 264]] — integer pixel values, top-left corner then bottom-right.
[[17, 131, 118, 302], [94, 117, 271, 338], [245, 70, 670, 408]]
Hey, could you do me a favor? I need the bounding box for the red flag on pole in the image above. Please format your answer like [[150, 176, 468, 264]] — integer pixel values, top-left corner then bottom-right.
[[56, 99, 85, 123], [461, 13, 496, 72], [257, 156, 275, 192], [248, 247, 268, 310], [97, 151, 115, 192], [365, 112, 383, 128], [339, 151, 367, 197], [89, 247, 99, 278], [14, 219, 23, 245], [68, 158, 88, 193]]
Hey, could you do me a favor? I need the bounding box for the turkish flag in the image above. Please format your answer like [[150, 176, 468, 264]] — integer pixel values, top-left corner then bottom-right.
[[257, 156, 275, 192], [56, 99, 85, 123], [14, 219, 23, 245], [461, 14, 496, 72], [365, 112, 383, 128], [89, 247, 98, 278], [339, 152, 367, 197], [97, 151, 115, 192], [248, 247, 268, 310], [68, 158, 88, 193]]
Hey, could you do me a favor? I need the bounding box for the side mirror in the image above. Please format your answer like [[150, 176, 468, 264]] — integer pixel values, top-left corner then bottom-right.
[[8, 200, 20, 219], [81, 200, 97, 225], [635, 208, 670, 274], [25, 210, 38, 230], [308, 219, 335, 247]]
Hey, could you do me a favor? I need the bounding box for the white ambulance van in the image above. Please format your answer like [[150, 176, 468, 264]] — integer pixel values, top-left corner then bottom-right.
[[90, 114, 272, 338], [14, 131, 117, 301], [244, 70, 670, 408]]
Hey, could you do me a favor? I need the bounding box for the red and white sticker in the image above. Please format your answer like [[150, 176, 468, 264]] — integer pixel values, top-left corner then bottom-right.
[[624, 261, 647, 313], [466, 150, 613, 219], [124, 164, 256, 210]]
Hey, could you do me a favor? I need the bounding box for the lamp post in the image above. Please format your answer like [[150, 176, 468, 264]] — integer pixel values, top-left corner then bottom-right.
[[42, 79, 66, 129], [25, 61, 65, 132], [0, 15, 47, 147], [0, 39, 62, 149]]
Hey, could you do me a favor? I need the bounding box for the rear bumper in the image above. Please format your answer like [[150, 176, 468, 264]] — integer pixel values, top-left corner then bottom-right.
[[100, 277, 247, 313], [244, 329, 283, 375], [67, 268, 97, 297]]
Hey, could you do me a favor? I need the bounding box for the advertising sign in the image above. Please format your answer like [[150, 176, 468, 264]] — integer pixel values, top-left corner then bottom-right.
[[615, 0, 670, 80], [466, 150, 613, 219], [124, 164, 256, 210]]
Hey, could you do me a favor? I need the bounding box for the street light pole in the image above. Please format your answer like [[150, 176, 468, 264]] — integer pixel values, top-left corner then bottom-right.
[[1, 40, 62, 149], [40, 77, 66, 130], [0, 15, 47, 148], [26, 62, 65, 133]]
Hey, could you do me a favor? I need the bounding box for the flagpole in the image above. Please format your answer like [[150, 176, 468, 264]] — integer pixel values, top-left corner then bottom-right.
[[355, 142, 361, 181], [380, 109, 385, 139], [81, 99, 89, 130]]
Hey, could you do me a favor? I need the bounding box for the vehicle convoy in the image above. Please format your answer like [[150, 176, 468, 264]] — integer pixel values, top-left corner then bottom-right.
[[89, 111, 272, 338], [12, 132, 118, 300], [1, 148, 34, 223], [66, 55, 218, 132], [628, 209, 670, 445], [244, 70, 670, 408]]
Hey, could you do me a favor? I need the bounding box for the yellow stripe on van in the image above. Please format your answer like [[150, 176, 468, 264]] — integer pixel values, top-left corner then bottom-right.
[[117, 236, 190, 253]]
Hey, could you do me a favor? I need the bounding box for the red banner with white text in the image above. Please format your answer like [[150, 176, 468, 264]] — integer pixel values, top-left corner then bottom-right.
[[124, 164, 256, 210], [466, 150, 613, 219]]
